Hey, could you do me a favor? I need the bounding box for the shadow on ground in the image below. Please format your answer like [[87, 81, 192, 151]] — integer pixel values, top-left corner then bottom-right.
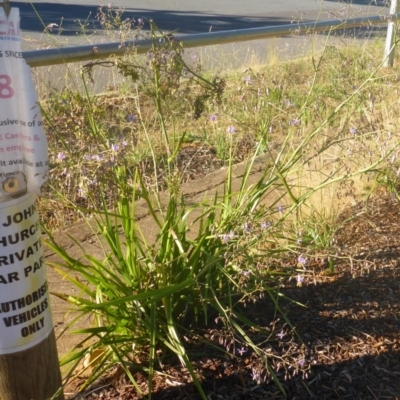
[[139, 269, 400, 400], [146, 192, 400, 399], [68, 190, 400, 399]]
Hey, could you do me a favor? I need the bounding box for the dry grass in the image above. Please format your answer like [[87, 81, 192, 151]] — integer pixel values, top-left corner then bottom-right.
[[33, 34, 400, 233]]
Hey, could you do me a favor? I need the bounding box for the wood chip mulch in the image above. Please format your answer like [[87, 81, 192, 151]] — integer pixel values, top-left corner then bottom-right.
[[66, 191, 400, 400]]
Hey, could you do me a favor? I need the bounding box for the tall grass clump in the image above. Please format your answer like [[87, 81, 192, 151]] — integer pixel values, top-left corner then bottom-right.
[[40, 11, 400, 398]]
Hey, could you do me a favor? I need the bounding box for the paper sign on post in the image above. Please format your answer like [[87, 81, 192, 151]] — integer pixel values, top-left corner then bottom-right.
[[0, 194, 53, 354], [0, 7, 48, 200], [0, 7, 52, 354]]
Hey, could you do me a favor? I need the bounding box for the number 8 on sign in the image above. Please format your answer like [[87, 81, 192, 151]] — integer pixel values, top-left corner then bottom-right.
[[0, 75, 14, 99]]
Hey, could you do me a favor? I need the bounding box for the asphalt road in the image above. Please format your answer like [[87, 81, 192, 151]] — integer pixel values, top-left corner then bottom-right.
[[9, 0, 388, 40], [8, 0, 389, 87]]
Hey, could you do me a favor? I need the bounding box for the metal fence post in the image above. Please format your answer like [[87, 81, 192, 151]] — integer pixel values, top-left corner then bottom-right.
[[0, 3, 64, 399], [384, 0, 399, 67]]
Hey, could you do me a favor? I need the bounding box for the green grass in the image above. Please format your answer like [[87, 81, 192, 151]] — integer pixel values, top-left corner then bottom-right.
[[35, 13, 400, 398]]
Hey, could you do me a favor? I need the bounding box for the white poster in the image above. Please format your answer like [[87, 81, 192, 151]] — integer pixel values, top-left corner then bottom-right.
[[0, 7, 48, 201], [0, 194, 53, 354], [0, 7, 52, 354]]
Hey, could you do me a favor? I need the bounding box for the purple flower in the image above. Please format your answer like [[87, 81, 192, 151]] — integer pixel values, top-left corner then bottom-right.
[[57, 152, 66, 161], [296, 274, 305, 287], [298, 359, 305, 367], [277, 204, 284, 214], [126, 114, 137, 123], [84, 154, 103, 162], [289, 118, 301, 126], [261, 221, 271, 230], [350, 127, 357, 135], [221, 231, 236, 244], [243, 76, 253, 85], [137, 18, 144, 25], [237, 347, 247, 356], [243, 222, 251, 233], [110, 143, 119, 152], [297, 255, 307, 266], [209, 114, 217, 122], [226, 125, 236, 134], [221, 234, 230, 244], [276, 330, 286, 340], [87, 178, 97, 185], [251, 369, 260, 382], [284, 99, 295, 108]]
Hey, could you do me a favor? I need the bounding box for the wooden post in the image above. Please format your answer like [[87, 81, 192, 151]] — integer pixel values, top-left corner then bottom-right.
[[0, 4, 64, 399], [383, 0, 399, 67], [0, 195, 64, 400], [0, 331, 64, 400]]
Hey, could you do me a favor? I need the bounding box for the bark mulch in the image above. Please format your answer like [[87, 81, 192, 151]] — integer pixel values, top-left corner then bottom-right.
[[65, 190, 400, 400]]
